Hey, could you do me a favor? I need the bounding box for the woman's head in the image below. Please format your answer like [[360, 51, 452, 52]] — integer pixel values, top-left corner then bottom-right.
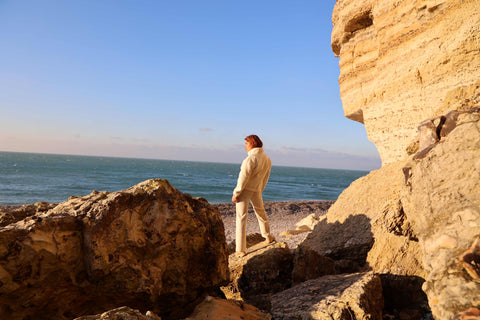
[[245, 135, 263, 148]]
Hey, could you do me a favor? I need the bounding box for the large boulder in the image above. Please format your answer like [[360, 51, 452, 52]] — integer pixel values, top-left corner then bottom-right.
[[0, 179, 229, 320], [223, 241, 294, 311], [271, 272, 383, 320]]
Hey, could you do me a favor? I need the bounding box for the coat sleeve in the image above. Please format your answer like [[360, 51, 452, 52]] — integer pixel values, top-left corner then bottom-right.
[[233, 156, 256, 197]]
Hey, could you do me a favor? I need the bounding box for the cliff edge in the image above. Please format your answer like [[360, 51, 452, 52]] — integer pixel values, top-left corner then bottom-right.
[[332, 0, 480, 165], [316, 0, 480, 318]]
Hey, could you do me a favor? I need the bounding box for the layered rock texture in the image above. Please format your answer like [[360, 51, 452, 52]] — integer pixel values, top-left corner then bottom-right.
[[271, 272, 383, 320], [0, 179, 229, 320], [332, 0, 480, 165], [324, 0, 480, 318]]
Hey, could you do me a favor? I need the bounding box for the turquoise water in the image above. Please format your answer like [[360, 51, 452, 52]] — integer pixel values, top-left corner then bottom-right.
[[0, 151, 368, 205]]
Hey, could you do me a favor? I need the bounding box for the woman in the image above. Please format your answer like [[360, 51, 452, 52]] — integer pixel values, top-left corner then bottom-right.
[[232, 134, 276, 257]]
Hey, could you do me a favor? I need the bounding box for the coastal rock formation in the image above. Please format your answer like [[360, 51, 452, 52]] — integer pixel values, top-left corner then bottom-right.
[[223, 241, 293, 311], [301, 110, 480, 319], [331, 0, 480, 165], [0, 201, 57, 227], [301, 160, 424, 277], [271, 272, 383, 320], [0, 179, 229, 320], [299, 159, 427, 316], [404, 112, 480, 319], [327, 0, 480, 318]]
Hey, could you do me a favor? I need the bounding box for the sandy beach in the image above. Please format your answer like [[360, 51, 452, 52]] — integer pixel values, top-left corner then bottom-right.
[[213, 200, 334, 250]]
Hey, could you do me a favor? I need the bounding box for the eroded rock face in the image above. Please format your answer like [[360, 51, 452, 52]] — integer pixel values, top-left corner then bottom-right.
[[0, 179, 229, 320], [223, 241, 293, 312], [332, 0, 480, 165], [300, 160, 424, 278], [300, 111, 480, 317], [403, 113, 480, 319], [271, 272, 383, 320]]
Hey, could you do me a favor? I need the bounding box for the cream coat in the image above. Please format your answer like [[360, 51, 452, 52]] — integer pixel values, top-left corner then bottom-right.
[[233, 148, 271, 197]]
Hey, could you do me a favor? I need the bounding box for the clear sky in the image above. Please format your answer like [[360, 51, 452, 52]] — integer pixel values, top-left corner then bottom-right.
[[0, 1, 381, 171]]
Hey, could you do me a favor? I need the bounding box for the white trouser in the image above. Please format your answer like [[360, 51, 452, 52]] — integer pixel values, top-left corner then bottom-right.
[[235, 190, 271, 252]]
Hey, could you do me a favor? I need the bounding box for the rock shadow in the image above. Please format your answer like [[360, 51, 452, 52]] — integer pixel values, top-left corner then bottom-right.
[[380, 274, 432, 319], [300, 214, 374, 271]]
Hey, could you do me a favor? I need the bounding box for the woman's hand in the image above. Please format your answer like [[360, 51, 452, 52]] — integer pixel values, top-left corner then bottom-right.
[[232, 195, 239, 203]]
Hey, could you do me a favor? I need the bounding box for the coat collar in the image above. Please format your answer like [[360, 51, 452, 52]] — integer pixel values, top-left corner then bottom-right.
[[248, 147, 263, 155]]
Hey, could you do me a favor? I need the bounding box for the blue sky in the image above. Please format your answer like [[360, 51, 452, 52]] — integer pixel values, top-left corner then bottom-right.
[[0, 1, 381, 170]]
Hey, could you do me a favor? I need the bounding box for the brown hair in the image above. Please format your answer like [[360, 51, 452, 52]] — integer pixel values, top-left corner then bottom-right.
[[245, 135, 263, 148]]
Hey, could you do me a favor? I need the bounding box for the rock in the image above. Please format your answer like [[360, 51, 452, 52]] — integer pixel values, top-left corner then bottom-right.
[[320, 0, 480, 318], [271, 272, 383, 320], [0, 202, 57, 227], [454, 308, 480, 320], [417, 119, 439, 153], [185, 296, 271, 320], [295, 213, 321, 231], [74, 306, 161, 320], [292, 245, 336, 285], [223, 241, 293, 311], [298, 154, 426, 315], [331, 0, 480, 165], [0, 179, 229, 320], [298, 111, 480, 317], [227, 233, 266, 255], [403, 115, 480, 319]]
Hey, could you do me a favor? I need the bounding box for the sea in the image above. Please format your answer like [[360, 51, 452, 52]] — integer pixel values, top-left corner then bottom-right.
[[0, 151, 369, 206]]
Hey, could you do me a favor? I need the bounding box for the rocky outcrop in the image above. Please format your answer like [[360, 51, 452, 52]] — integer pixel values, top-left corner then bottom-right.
[[403, 111, 480, 319], [271, 272, 383, 320], [299, 159, 427, 317], [327, 0, 480, 318], [331, 0, 480, 165], [299, 109, 480, 318], [300, 161, 425, 277], [0, 202, 57, 227], [0, 179, 229, 320], [223, 241, 294, 311], [292, 245, 336, 285]]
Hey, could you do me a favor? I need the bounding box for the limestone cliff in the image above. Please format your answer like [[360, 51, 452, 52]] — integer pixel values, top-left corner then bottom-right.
[[331, 0, 480, 165], [324, 0, 480, 318]]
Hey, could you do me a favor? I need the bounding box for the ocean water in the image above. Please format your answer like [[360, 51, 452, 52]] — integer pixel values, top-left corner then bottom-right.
[[0, 151, 369, 206]]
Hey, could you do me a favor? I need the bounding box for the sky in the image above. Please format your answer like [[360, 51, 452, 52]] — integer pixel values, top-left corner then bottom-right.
[[0, 1, 381, 171]]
